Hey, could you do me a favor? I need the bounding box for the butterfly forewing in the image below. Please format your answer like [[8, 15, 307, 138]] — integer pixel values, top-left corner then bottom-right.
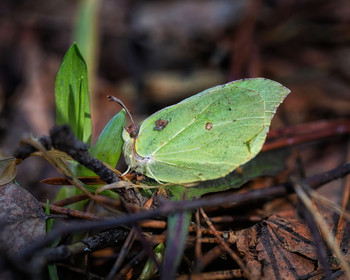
[[134, 84, 266, 183]]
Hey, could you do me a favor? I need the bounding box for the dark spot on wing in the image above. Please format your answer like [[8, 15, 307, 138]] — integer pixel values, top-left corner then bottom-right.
[[154, 119, 169, 131], [205, 122, 213, 130]]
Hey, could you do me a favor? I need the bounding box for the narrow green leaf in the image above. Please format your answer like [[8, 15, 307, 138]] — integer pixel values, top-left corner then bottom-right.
[[45, 200, 59, 280], [138, 243, 165, 280], [161, 211, 192, 279], [55, 42, 92, 145], [73, 0, 99, 96], [48, 264, 59, 280], [45, 199, 53, 232], [79, 110, 126, 177], [45, 199, 61, 247], [92, 110, 126, 166]]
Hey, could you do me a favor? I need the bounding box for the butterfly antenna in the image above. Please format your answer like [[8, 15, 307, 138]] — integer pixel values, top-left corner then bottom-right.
[[107, 95, 136, 130]]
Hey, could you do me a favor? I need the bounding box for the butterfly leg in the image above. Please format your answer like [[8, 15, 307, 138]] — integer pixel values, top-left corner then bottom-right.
[[122, 165, 131, 176], [146, 166, 164, 185]]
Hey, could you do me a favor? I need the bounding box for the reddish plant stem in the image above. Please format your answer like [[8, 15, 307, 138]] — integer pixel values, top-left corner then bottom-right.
[[51, 193, 89, 207], [263, 119, 350, 152], [40, 202, 102, 220]]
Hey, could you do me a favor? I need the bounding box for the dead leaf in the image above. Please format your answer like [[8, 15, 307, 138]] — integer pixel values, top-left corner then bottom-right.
[[263, 216, 318, 260], [0, 182, 46, 257], [236, 215, 319, 280], [0, 157, 17, 186]]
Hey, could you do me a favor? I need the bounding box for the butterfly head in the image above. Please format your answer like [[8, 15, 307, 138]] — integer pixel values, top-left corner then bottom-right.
[[126, 124, 139, 138]]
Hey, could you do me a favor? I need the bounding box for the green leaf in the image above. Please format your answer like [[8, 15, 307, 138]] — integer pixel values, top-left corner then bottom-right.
[[48, 263, 59, 280], [45, 200, 59, 280], [70, 110, 126, 205], [55, 42, 92, 145], [73, 0, 99, 95], [57, 111, 125, 205], [78, 110, 126, 177], [92, 110, 126, 166], [161, 211, 192, 279], [138, 243, 165, 280], [45, 199, 60, 247], [45, 200, 54, 233]]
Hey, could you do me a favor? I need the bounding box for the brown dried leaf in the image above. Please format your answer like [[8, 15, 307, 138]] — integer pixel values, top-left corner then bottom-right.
[[0, 182, 45, 256], [0, 158, 17, 186], [263, 217, 318, 260], [236, 215, 319, 280]]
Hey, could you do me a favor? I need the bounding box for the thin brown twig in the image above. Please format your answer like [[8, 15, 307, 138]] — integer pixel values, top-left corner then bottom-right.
[[106, 230, 136, 280], [56, 263, 104, 280], [106, 196, 155, 279], [294, 183, 350, 279], [51, 193, 89, 207], [195, 245, 223, 272], [195, 209, 202, 269], [266, 119, 350, 139], [139, 219, 229, 237], [41, 176, 106, 185], [130, 222, 162, 271], [189, 226, 223, 236], [297, 195, 333, 278], [263, 119, 350, 152], [199, 208, 252, 279], [23, 137, 96, 200], [209, 215, 262, 224], [143, 234, 167, 245], [49, 125, 118, 185], [40, 203, 102, 220], [115, 250, 147, 280], [124, 195, 161, 272], [139, 220, 167, 229], [309, 190, 350, 222], [149, 234, 226, 245], [183, 255, 195, 273], [92, 195, 125, 211], [335, 138, 350, 246], [177, 269, 243, 280]]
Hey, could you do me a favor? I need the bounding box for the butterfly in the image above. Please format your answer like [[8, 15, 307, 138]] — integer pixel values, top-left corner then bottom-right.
[[110, 78, 290, 184]]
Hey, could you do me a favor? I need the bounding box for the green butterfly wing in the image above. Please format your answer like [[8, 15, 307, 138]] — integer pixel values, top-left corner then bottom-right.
[[125, 78, 288, 183], [229, 78, 290, 156]]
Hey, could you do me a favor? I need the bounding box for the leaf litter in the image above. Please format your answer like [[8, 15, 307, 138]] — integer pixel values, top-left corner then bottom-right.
[[2, 0, 350, 279]]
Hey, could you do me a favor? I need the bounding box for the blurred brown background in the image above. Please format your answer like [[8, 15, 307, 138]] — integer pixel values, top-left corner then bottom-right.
[[0, 0, 349, 199]]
